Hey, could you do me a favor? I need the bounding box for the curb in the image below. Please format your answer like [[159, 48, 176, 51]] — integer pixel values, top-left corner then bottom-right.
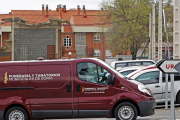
[[155, 108, 180, 111]]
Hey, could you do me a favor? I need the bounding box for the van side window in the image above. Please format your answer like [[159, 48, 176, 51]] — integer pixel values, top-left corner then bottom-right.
[[136, 71, 159, 84], [77, 62, 111, 85]]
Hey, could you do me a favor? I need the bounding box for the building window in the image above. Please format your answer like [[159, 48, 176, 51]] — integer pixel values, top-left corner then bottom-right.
[[75, 33, 86, 41], [64, 35, 72, 49], [106, 50, 112, 58], [94, 33, 100, 42], [94, 49, 100, 58]]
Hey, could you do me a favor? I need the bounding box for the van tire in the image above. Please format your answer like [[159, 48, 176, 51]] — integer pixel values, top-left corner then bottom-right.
[[115, 102, 137, 120], [177, 92, 180, 104], [5, 106, 29, 120]]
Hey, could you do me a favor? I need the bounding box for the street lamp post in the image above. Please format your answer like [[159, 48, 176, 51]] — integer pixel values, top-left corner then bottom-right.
[[68, 52, 72, 59]]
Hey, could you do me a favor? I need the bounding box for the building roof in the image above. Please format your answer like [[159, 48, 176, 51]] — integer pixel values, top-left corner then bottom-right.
[[72, 15, 105, 26], [11, 10, 100, 20], [0, 14, 51, 25], [0, 6, 104, 27]]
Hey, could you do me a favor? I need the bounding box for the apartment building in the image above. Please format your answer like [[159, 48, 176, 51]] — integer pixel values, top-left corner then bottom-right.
[[0, 4, 117, 61]]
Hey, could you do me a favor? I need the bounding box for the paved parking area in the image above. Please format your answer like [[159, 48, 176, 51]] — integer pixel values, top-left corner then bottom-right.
[[44, 108, 180, 120]]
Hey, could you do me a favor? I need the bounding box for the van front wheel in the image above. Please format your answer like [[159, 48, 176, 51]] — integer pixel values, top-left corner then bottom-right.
[[177, 92, 180, 104], [115, 102, 137, 120], [5, 106, 29, 120]]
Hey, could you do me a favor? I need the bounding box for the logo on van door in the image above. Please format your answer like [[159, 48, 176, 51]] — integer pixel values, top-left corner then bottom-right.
[[82, 87, 84, 92], [82, 87, 108, 94], [3, 72, 61, 84], [4, 72, 8, 84]]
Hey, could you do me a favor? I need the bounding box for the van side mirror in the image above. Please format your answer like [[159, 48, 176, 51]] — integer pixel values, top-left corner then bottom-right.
[[107, 75, 115, 85]]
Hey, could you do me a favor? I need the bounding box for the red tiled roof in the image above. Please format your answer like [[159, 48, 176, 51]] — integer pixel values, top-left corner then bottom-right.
[[11, 10, 100, 21], [1, 8, 103, 26], [72, 15, 106, 27], [11, 10, 42, 15], [0, 14, 53, 25]]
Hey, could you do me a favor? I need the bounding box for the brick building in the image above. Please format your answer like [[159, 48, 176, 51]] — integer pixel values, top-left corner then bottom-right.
[[0, 4, 119, 61]]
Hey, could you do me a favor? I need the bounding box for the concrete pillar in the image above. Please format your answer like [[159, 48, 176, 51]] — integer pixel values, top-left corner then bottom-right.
[[173, 0, 180, 59], [152, 3, 156, 61], [11, 18, 14, 61], [56, 29, 59, 59], [158, 0, 162, 61], [149, 13, 152, 60]]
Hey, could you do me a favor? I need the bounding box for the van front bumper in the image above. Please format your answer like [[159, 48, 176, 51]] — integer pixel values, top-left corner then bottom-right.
[[138, 100, 156, 117]]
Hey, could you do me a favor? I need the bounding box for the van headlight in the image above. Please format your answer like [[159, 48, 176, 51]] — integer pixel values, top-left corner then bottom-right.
[[138, 84, 152, 96]]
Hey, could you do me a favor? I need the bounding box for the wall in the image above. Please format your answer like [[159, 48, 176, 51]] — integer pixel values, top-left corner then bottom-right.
[[62, 33, 76, 58], [14, 28, 56, 61], [0, 32, 11, 47], [0, 32, 12, 61]]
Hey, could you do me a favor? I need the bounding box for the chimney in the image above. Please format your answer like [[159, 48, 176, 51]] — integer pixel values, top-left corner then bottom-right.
[[46, 4, 49, 17], [77, 5, 80, 15], [84, 10, 86, 18], [82, 5, 85, 14], [101, 7, 104, 10], [42, 4, 44, 15], [63, 5, 66, 12], [59, 4, 62, 19], [56, 5, 59, 11]]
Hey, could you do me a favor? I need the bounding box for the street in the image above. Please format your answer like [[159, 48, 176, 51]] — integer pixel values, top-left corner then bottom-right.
[[44, 105, 180, 120]]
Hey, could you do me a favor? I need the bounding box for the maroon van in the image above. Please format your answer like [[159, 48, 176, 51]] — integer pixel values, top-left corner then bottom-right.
[[0, 58, 155, 120]]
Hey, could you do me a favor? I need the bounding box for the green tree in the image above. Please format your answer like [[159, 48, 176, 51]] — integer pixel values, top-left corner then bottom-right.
[[162, 0, 173, 43], [99, 0, 153, 59]]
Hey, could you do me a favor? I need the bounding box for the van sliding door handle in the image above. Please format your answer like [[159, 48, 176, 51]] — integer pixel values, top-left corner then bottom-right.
[[155, 85, 160, 88], [66, 84, 71, 92], [76, 84, 80, 92]]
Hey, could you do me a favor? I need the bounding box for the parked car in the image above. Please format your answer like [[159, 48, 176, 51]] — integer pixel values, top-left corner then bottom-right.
[[111, 60, 156, 70], [117, 66, 145, 76], [126, 65, 180, 104], [0, 58, 155, 120]]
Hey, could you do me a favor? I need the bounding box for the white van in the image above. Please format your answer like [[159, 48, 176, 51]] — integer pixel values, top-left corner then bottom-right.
[[111, 60, 156, 70]]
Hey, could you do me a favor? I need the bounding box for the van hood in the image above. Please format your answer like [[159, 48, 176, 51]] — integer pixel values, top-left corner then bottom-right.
[[128, 79, 144, 86]]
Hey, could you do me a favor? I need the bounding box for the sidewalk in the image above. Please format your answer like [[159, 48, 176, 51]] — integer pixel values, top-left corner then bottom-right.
[[137, 108, 180, 120]]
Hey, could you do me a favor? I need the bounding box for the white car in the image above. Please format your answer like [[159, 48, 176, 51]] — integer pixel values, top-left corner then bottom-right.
[[126, 65, 180, 104], [117, 66, 145, 76], [111, 60, 156, 70]]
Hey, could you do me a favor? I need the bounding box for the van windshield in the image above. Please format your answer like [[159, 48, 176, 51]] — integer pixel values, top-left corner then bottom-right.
[[97, 59, 124, 78]]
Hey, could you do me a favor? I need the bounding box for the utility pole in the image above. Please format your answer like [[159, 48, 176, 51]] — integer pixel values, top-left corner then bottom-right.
[[158, 0, 162, 61], [163, 9, 170, 110], [152, 3, 156, 61], [0, 18, 3, 47], [173, 0, 180, 59], [149, 13, 152, 60]]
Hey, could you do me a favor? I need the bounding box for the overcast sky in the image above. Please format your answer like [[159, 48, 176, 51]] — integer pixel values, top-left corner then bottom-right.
[[0, 0, 103, 14]]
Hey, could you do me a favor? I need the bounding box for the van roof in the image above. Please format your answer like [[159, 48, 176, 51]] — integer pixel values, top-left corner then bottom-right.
[[0, 58, 100, 64]]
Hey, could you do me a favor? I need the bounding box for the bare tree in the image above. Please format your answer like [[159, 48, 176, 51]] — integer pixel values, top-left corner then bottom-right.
[[86, 46, 94, 58]]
